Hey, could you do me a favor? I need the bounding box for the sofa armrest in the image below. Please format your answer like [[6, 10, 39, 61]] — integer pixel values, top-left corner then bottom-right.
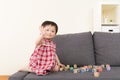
[[9, 71, 29, 80]]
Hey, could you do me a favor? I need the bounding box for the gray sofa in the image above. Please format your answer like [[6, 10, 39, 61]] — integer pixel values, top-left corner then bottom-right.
[[9, 32, 120, 80]]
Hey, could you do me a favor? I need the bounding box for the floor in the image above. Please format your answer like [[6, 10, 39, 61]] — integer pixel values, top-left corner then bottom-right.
[[0, 75, 9, 80]]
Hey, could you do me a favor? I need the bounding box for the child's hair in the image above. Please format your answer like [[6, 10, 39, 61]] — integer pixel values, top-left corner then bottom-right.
[[41, 21, 58, 34]]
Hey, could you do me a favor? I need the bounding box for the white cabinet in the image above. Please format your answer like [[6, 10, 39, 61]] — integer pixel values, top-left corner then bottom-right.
[[102, 25, 120, 33], [93, 1, 120, 33]]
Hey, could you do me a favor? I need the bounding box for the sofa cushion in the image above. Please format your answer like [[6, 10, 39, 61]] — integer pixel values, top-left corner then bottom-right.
[[53, 32, 95, 66], [93, 32, 120, 66], [12, 67, 120, 80]]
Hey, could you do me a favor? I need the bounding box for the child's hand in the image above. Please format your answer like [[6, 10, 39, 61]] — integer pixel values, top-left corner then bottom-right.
[[40, 26, 46, 38], [58, 63, 65, 67], [35, 27, 46, 47], [40, 32, 45, 39]]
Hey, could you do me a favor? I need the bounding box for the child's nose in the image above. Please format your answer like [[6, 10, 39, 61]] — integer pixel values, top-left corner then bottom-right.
[[48, 31, 52, 34]]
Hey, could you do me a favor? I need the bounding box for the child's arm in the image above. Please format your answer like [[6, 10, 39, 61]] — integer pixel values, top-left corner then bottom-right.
[[35, 27, 46, 47], [55, 53, 65, 67], [19, 66, 33, 72], [35, 34, 44, 47]]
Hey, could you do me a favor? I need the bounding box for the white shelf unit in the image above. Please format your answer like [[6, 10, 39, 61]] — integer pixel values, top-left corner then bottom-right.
[[93, 1, 120, 33], [101, 25, 120, 33]]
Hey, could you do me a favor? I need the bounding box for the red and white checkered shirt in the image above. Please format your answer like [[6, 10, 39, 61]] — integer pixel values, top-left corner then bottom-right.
[[29, 39, 56, 75]]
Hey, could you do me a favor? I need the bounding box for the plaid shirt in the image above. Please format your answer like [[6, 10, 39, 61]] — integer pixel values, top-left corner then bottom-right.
[[29, 39, 56, 75]]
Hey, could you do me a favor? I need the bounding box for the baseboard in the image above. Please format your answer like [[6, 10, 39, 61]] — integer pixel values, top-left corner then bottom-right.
[[0, 75, 9, 80]]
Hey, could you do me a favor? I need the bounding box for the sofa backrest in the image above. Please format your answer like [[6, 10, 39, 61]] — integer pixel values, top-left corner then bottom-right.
[[93, 32, 120, 66], [53, 32, 95, 66]]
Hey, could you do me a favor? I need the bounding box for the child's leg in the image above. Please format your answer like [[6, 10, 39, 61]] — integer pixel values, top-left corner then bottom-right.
[[19, 66, 33, 72], [52, 65, 60, 72]]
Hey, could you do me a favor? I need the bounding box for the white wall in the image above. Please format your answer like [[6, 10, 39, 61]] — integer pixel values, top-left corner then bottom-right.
[[0, 0, 118, 75]]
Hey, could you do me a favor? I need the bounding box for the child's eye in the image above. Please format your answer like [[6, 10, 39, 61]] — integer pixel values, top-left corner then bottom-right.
[[52, 31, 55, 33], [46, 29, 49, 31]]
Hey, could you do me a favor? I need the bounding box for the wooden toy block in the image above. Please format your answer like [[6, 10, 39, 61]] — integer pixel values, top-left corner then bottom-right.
[[60, 67, 63, 71], [106, 64, 110, 68], [74, 69, 78, 74], [97, 66, 103, 72], [70, 67, 74, 73], [101, 64, 105, 68], [64, 67, 69, 71], [66, 65, 70, 69], [94, 72, 100, 77], [74, 64, 77, 69]]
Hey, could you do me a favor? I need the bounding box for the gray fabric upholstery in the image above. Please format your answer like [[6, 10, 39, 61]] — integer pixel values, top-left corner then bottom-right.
[[9, 32, 120, 80], [9, 71, 29, 80], [93, 32, 120, 66], [53, 32, 95, 66], [10, 67, 120, 80]]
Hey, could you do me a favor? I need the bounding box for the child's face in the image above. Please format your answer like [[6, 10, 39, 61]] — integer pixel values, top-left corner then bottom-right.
[[41, 25, 56, 39]]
